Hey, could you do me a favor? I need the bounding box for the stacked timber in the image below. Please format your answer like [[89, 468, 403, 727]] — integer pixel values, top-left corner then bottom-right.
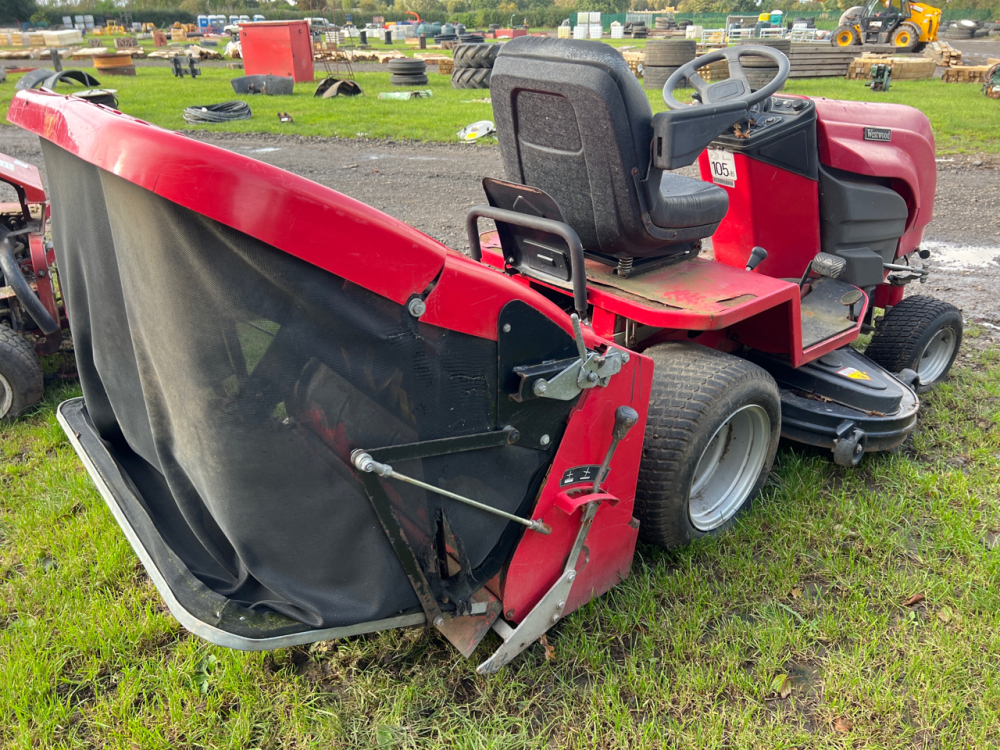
[[847, 55, 936, 80], [924, 41, 962, 67], [787, 43, 857, 78], [941, 65, 992, 83]]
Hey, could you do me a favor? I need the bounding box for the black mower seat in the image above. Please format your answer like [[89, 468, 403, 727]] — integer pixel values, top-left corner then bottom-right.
[[491, 36, 729, 261], [646, 172, 729, 229]]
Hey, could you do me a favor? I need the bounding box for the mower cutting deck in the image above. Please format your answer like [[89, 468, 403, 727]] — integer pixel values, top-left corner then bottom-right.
[[6, 38, 961, 669]]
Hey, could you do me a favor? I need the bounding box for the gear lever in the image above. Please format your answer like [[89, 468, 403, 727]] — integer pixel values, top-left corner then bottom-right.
[[746, 246, 768, 272]]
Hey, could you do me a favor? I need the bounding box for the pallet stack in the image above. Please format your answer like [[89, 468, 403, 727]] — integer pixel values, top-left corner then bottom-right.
[[787, 43, 857, 78], [621, 48, 644, 78], [941, 65, 992, 83]]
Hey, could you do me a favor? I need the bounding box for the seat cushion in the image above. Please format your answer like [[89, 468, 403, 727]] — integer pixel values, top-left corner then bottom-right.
[[645, 172, 729, 229]]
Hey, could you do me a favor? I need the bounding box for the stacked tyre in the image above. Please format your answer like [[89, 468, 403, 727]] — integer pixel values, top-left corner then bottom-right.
[[654, 15, 677, 31], [389, 57, 428, 86], [643, 39, 695, 91], [946, 20, 976, 39], [451, 42, 498, 89], [736, 39, 790, 92], [631, 21, 647, 38]]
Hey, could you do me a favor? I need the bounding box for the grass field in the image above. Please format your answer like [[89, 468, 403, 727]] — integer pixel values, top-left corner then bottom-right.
[[2, 337, 999, 747], [0, 60, 997, 152]]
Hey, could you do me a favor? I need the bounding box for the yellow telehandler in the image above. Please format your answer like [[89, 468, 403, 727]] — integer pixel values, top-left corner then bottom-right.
[[832, 0, 941, 51]]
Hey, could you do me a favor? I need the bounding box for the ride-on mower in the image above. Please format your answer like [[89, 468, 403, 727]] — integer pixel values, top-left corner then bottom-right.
[[7, 37, 961, 671], [0, 156, 62, 421]]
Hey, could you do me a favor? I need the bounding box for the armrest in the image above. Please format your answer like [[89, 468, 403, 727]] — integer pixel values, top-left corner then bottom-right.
[[651, 102, 748, 170]]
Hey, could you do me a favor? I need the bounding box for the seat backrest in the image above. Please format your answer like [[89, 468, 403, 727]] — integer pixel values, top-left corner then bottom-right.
[[491, 36, 661, 259]]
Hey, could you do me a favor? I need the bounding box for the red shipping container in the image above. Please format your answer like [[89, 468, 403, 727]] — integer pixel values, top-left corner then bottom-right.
[[239, 21, 314, 83]]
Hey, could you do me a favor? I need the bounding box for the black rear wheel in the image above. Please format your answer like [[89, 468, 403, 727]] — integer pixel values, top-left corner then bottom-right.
[[864, 295, 963, 392], [0, 327, 44, 421], [635, 343, 781, 550]]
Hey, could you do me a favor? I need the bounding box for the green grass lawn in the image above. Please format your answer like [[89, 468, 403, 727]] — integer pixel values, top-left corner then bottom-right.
[[1, 59, 997, 152], [1, 339, 999, 747]]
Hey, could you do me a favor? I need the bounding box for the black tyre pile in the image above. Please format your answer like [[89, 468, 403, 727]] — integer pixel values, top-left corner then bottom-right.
[[736, 38, 790, 92], [630, 21, 647, 38], [451, 43, 498, 89], [655, 15, 678, 31], [643, 39, 695, 91], [946, 20, 977, 39], [459, 33, 485, 43], [388, 57, 428, 86]]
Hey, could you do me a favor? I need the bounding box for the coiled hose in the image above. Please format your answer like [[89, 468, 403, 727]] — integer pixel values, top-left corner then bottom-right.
[[0, 226, 59, 335], [183, 101, 253, 124]]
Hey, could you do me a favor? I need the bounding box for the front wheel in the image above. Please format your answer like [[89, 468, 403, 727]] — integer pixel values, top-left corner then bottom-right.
[[891, 22, 920, 50], [864, 295, 963, 392], [634, 343, 781, 550]]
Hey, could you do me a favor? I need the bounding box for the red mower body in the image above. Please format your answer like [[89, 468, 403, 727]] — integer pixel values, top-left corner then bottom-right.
[[700, 97, 936, 284]]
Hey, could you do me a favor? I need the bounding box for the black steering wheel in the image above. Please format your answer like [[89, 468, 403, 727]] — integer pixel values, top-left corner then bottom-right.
[[661, 45, 791, 111]]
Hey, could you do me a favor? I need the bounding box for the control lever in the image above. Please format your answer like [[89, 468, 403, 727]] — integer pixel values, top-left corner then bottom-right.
[[564, 406, 640, 572], [745, 246, 767, 272], [592, 406, 640, 493], [475, 405, 640, 675]]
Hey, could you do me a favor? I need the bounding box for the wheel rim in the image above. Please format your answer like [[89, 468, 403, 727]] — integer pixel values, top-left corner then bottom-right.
[[688, 404, 771, 532], [0, 372, 12, 419], [917, 326, 957, 383], [895, 31, 911, 46], [836, 30, 853, 45]]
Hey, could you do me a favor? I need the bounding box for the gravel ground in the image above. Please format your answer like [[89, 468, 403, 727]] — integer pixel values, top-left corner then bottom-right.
[[1, 124, 997, 340]]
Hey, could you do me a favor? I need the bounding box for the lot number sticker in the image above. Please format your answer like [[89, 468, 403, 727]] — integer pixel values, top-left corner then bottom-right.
[[707, 149, 737, 188]]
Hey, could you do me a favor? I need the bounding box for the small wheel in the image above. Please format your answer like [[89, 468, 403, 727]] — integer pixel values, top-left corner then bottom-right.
[[864, 295, 963, 392], [833, 428, 867, 467], [0, 327, 44, 421], [832, 25, 860, 47], [634, 343, 781, 550]]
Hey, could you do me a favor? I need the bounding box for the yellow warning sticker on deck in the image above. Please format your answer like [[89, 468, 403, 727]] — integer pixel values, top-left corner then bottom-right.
[[837, 366, 872, 381]]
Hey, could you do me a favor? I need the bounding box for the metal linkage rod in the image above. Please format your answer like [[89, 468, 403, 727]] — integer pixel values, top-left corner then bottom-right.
[[351, 451, 552, 535]]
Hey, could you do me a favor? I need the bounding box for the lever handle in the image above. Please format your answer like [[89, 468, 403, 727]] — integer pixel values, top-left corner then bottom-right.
[[594, 405, 640, 493], [612, 405, 639, 441], [746, 246, 767, 272]]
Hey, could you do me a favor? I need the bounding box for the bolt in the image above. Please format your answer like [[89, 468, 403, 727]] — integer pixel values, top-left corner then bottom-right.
[[557, 600, 566, 609], [506, 609, 515, 619], [622, 352, 630, 363], [407, 298, 427, 318], [540, 434, 551, 447], [567, 571, 576, 581], [587, 371, 598, 383], [855, 443, 863, 455], [533, 379, 548, 396], [433, 615, 444, 628], [503, 323, 511, 333], [507, 257, 516, 265], [551, 613, 560, 623], [507, 429, 521, 444]]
